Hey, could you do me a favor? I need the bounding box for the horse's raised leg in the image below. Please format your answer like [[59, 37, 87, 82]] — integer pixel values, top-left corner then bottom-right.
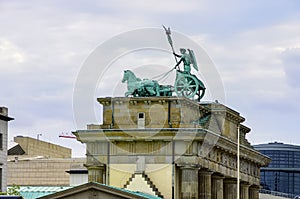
[[156, 83, 160, 96]]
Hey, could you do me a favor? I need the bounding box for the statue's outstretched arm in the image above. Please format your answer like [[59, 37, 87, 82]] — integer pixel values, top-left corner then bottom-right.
[[173, 52, 181, 58]]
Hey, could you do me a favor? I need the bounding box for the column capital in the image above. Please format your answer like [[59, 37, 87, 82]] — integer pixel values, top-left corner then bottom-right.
[[199, 169, 214, 176], [212, 174, 225, 180], [84, 163, 105, 169], [249, 185, 260, 190], [178, 163, 200, 170], [223, 178, 237, 184], [240, 182, 251, 188]]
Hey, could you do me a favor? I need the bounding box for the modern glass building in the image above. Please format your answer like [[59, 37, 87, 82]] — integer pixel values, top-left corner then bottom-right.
[[253, 142, 300, 195]]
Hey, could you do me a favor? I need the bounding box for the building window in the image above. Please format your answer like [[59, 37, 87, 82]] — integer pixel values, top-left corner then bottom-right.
[[137, 112, 145, 129], [138, 112, 145, 119], [0, 133, 2, 150]]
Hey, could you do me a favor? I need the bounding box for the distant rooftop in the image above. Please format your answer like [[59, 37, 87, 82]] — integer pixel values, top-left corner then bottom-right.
[[8, 136, 71, 158], [17, 186, 71, 199], [253, 142, 300, 151]]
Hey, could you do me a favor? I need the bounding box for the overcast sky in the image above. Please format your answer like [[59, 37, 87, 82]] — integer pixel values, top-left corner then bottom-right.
[[1, 0, 300, 157]]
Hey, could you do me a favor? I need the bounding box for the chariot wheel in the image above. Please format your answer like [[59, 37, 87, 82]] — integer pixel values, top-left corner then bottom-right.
[[175, 75, 199, 99]]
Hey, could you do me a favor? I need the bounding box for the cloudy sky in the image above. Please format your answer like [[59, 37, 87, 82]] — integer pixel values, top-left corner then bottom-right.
[[1, 0, 300, 157]]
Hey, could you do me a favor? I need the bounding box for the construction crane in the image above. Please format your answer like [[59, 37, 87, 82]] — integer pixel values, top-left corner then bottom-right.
[[58, 132, 76, 139]]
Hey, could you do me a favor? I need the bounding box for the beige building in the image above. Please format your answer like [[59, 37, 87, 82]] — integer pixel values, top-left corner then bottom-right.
[[9, 136, 71, 158], [0, 107, 14, 192], [74, 97, 271, 199], [7, 136, 86, 186]]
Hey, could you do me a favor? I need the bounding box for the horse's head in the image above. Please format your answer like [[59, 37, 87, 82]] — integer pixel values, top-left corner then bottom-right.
[[122, 70, 136, 83], [122, 70, 129, 83]]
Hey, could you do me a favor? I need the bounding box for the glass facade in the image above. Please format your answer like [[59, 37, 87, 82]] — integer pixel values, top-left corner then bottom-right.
[[254, 142, 300, 196]]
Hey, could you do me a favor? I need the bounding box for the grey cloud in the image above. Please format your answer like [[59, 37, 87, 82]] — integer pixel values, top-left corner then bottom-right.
[[282, 48, 300, 88]]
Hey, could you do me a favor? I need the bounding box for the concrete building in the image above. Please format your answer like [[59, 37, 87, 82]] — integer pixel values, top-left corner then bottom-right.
[[8, 136, 71, 158], [254, 142, 300, 196], [0, 107, 14, 192], [8, 157, 86, 186], [7, 136, 86, 186], [74, 97, 271, 199]]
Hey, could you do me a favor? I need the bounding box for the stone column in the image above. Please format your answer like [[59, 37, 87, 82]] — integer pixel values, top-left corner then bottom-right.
[[240, 183, 250, 199], [199, 170, 213, 199], [249, 186, 259, 199], [211, 175, 224, 199], [180, 165, 199, 199], [87, 165, 106, 183], [223, 178, 237, 199]]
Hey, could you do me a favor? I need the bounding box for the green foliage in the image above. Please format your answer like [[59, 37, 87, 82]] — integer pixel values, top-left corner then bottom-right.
[[7, 184, 20, 196]]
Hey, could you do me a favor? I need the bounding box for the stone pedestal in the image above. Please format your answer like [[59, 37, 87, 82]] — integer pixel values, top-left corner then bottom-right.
[[211, 175, 224, 199], [240, 183, 250, 199], [223, 179, 237, 199], [180, 166, 199, 199], [249, 186, 259, 199], [87, 165, 106, 183], [199, 170, 213, 199]]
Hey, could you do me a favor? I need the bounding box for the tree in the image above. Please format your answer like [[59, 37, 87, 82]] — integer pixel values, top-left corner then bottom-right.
[[7, 184, 20, 196]]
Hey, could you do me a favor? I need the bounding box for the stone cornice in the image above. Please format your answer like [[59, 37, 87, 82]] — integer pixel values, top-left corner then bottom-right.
[[73, 127, 270, 166], [201, 103, 245, 124], [240, 124, 251, 134], [98, 96, 209, 111], [215, 137, 270, 166]]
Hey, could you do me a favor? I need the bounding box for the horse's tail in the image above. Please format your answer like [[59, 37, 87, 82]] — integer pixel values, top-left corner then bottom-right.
[[199, 88, 205, 100], [198, 79, 205, 89], [198, 79, 206, 100]]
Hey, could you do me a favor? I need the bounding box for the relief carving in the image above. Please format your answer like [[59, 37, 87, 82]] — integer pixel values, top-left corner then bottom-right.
[[221, 153, 228, 165]]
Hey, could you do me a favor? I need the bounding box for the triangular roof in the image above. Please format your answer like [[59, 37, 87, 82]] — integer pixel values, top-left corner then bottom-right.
[[38, 182, 162, 199]]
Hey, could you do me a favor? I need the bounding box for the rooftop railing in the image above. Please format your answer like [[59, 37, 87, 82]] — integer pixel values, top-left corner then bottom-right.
[[260, 189, 297, 199]]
